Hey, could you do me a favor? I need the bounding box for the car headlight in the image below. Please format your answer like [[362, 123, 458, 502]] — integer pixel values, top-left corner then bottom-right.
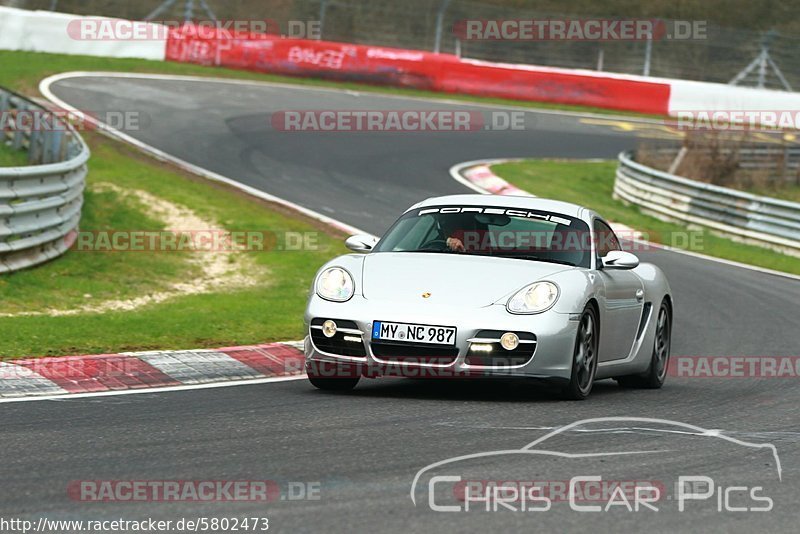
[[507, 282, 559, 314], [316, 267, 355, 302]]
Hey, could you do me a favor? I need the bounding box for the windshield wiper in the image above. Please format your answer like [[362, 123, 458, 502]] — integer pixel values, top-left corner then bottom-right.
[[502, 255, 577, 266], [394, 249, 458, 254], [392, 250, 577, 266]]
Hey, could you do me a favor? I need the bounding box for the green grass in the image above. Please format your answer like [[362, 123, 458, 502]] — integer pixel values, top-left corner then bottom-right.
[[747, 183, 800, 204], [0, 49, 786, 357], [0, 49, 658, 359], [0, 50, 395, 358], [0, 142, 29, 166], [492, 159, 800, 276], [0, 50, 657, 119], [0, 132, 347, 359]]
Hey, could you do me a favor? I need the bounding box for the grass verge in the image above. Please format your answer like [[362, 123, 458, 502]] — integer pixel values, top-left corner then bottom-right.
[[491, 159, 800, 276], [0, 142, 29, 166], [0, 133, 346, 359], [0, 49, 653, 359], [747, 183, 800, 204]]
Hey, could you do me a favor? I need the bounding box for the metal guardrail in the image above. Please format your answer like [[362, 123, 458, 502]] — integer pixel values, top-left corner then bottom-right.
[[614, 151, 800, 254], [0, 87, 89, 273]]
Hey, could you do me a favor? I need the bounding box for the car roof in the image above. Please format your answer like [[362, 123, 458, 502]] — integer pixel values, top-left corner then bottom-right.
[[408, 194, 589, 219]]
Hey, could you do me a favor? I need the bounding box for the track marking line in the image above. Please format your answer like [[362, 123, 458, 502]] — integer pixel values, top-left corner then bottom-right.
[[0, 374, 308, 404], [41, 70, 668, 125], [40, 72, 371, 238]]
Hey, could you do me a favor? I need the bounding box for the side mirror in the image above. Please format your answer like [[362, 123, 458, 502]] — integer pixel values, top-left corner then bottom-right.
[[602, 250, 639, 270], [345, 234, 378, 253]]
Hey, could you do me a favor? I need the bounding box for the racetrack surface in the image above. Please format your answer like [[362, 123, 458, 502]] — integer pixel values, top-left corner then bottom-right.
[[2, 74, 797, 531]]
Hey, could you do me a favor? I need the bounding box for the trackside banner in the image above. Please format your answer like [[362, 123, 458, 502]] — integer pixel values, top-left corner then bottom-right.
[[164, 25, 671, 115]]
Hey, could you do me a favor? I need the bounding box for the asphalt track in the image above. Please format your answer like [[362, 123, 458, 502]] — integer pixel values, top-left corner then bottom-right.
[[2, 74, 798, 532]]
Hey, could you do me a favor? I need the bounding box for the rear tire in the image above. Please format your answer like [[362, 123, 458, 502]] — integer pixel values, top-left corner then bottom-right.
[[561, 305, 599, 400], [306, 362, 360, 391], [617, 300, 671, 389]]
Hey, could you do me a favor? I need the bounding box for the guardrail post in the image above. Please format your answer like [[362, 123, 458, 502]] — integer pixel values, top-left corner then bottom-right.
[[44, 130, 64, 164], [28, 129, 42, 164]]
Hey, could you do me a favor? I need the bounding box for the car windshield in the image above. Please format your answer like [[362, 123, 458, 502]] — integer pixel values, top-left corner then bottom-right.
[[373, 205, 592, 267]]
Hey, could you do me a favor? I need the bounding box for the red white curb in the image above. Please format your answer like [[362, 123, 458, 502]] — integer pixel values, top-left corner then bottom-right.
[[450, 159, 800, 281], [461, 164, 533, 197], [451, 159, 642, 239], [0, 342, 305, 399]]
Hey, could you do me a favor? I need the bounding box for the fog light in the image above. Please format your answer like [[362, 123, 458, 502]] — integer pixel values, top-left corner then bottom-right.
[[500, 332, 519, 351], [470, 343, 493, 352], [322, 320, 337, 338]]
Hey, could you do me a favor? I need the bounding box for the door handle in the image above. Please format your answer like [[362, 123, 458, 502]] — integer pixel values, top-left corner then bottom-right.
[[635, 289, 644, 302]]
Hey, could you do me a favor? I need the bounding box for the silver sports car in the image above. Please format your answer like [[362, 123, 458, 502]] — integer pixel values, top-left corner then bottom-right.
[[304, 194, 672, 399]]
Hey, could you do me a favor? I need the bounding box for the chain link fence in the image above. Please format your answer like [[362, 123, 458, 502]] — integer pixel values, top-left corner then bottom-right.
[[5, 0, 800, 89]]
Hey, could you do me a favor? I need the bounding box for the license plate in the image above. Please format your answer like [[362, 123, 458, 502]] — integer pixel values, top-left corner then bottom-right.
[[372, 321, 456, 345]]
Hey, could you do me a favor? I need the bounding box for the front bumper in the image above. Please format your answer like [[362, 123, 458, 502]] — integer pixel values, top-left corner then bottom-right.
[[304, 295, 579, 380]]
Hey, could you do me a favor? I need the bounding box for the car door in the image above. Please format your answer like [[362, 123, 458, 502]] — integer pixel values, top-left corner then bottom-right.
[[594, 219, 644, 362]]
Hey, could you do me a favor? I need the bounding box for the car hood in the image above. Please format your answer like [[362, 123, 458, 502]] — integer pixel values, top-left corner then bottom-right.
[[361, 252, 573, 307]]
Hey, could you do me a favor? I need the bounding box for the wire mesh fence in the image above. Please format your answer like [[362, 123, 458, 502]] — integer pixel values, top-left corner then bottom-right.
[[5, 0, 800, 89], [637, 131, 800, 189]]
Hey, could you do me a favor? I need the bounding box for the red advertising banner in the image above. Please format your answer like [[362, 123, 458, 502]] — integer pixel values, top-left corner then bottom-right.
[[166, 25, 670, 115]]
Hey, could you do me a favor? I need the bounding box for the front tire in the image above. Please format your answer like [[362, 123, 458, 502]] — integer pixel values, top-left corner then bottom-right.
[[561, 305, 599, 400], [306, 362, 360, 391], [617, 300, 671, 389]]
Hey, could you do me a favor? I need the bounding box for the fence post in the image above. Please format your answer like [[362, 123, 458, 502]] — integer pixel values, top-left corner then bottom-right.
[[433, 0, 452, 53], [643, 34, 652, 76], [319, 0, 329, 40]]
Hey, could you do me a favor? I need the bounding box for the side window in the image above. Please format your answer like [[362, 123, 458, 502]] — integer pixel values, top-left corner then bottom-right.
[[594, 219, 621, 258]]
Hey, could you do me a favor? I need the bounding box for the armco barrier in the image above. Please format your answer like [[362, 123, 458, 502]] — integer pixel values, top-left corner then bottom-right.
[[0, 6, 167, 60], [0, 87, 89, 273], [164, 27, 671, 115], [164, 26, 800, 117], [614, 151, 800, 254], [4, 8, 800, 117]]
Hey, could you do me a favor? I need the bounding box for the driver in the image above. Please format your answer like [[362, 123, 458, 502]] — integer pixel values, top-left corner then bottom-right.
[[438, 213, 472, 252]]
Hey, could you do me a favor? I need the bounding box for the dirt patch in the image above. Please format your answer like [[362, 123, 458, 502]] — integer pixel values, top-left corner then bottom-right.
[[1, 183, 266, 317]]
